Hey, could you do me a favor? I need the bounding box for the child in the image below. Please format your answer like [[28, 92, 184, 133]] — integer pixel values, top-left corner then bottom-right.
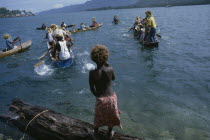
[[89, 45, 122, 139]]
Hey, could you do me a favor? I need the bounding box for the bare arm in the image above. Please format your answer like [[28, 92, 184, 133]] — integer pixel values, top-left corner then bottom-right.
[[112, 68, 115, 81], [89, 71, 97, 96]]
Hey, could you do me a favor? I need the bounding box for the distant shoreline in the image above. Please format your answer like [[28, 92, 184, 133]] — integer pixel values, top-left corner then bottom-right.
[[0, 14, 35, 18], [86, 3, 210, 12]]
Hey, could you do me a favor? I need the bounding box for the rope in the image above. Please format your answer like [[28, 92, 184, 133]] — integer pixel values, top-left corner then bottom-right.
[[20, 110, 49, 140]]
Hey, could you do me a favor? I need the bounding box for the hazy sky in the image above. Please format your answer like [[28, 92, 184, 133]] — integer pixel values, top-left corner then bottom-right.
[[0, 0, 89, 13]]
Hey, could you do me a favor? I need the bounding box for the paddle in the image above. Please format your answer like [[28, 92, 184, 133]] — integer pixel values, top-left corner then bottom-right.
[[156, 33, 162, 38], [37, 47, 53, 60], [34, 56, 51, 67]]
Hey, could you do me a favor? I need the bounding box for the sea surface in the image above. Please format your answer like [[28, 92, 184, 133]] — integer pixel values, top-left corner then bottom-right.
[[0, 4, 210, 140]]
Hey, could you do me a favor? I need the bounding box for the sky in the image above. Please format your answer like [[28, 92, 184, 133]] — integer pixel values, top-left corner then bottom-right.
[[0, 0, 89, 13]]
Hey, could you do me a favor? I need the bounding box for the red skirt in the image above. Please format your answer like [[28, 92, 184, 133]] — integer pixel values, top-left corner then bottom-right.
[[94, 93, 122, 128]]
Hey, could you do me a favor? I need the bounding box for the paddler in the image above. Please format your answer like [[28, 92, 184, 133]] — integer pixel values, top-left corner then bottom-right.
[[145, 10, 157, 42], [89, 45, 122, 139], [80, 23, 86, 30], [3, 34, 20, 51], [53, 33, 71, 61], [61, 22, 67, 28], [90, 17, 98, 27], [112, 15, 120, 24]]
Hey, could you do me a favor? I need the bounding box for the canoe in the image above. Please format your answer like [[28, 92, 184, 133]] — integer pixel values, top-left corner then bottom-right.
[[70, 24, 103, 34], [36, 28, 46, 30], [47, 42, 74, 68], [0, 40, 32, 59], [140, 40, 159, 47]]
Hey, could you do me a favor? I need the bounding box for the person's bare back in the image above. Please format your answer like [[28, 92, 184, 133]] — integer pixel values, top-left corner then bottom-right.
[[89, 65, 115, 98]]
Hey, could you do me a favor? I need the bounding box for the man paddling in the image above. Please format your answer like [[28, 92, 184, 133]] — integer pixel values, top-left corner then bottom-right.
[[3, 34, 20, 51], [112, 15, 120, 24], [89, 45, 122, 139]]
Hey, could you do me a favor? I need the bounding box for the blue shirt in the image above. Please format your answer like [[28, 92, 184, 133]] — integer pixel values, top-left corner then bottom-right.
[[5, 39, 14, 50]]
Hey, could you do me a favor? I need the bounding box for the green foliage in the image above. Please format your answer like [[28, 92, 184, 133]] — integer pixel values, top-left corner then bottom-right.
[[0, 7, 34, 17]]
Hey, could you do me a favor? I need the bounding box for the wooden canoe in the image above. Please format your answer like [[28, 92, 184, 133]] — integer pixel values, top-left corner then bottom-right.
[[36, 28, 46, 30], [140, 40, 159, 47], [70, 24, 103, 34], [47, 42, 74, 68], [0, 40, 32, 59]]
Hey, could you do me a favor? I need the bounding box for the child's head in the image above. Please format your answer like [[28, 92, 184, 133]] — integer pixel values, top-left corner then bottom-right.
[[91, 45, 109, 64], [56, 33, 63, 41]]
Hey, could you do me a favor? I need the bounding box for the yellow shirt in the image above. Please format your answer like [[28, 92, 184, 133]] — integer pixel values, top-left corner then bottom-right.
[[147, 16, 156, 28]]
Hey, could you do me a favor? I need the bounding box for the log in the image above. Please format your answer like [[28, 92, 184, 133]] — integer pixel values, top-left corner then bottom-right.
[[0, 99, 142, 140]]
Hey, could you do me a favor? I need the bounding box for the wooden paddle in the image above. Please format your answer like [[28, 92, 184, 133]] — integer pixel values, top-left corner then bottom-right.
[[156, 33, 162, 38], [37, 47, 52, 60]]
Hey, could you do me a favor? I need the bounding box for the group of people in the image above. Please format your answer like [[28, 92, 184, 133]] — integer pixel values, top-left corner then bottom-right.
[[45, 24, 73, 61], [1, 12, 158, 139], [131, 10, 157, 43]]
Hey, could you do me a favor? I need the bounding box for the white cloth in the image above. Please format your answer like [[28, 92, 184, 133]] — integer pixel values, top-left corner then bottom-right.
[[47, 32, 53, 42], [58, 41, 70, 60], [52, 29, 66, 38]]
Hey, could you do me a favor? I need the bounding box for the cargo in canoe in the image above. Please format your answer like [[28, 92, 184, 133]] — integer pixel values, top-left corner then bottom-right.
[[47, 42, 74, 68], [0, 40, 32, 59], [70, 24, 103, 34]]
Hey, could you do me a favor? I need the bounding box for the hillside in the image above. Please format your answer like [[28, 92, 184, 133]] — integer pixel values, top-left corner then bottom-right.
[[40, 0, 210, 14]]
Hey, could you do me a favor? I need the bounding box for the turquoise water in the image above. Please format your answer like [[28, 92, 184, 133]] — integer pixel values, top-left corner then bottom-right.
[[0, 5, 210, 140]]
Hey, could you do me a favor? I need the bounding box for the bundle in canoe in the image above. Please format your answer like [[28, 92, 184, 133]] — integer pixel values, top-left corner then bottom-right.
[[0, 99, 142, 140], [0, 40, 32, 59], [47, 42, 75, 68], [70, 24, 103, 34]]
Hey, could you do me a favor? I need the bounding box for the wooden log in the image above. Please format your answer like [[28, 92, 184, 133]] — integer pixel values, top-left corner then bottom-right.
[[0, 99, 142, 140]]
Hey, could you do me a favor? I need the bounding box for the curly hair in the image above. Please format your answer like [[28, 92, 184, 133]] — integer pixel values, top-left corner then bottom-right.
[[91, 45, 109, 64]]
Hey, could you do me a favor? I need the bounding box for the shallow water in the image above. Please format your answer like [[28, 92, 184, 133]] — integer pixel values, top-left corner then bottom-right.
[[0, 5, 210, 140]]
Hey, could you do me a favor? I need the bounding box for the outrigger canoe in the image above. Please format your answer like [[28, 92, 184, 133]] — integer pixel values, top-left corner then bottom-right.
[[70, 24, 103, 34], [0, 40, 32, 59], [47, 43, 74, 68]]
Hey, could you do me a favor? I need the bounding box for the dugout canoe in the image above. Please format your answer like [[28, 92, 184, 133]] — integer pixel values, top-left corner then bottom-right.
[[0, 40, 32, 59], [140, 40, 159, 47], [70, 23, 103, 34], [47, 42, 74, 68], [36, 28, 46, 30]]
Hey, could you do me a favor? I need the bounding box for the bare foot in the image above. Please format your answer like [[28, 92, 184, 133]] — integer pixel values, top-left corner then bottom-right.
[[106, 131, 114, 140]]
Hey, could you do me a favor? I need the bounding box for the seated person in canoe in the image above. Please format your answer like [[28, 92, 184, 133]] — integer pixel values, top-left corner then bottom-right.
[[89, 45, 122, 139], [3, 34, 20, 51], [61, 22, 67, 28], [41, 24, 46, 29], [90, 17, 99, 27], [45, 28, 54, 48], [112, 15, 120, 24], [79, 23, 88, 30], [52, 34, 71, 61]]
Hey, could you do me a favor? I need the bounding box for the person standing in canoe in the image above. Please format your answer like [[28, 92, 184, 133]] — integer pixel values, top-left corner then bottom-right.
[[3, 34, 20, 51], [90, 17, 98, 27], [52, 34, 71, 61], [145, 11, 157, 42], [41, 24, 46, 29], [89, 45, 122, 139], [45, 28, 54, 48]]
